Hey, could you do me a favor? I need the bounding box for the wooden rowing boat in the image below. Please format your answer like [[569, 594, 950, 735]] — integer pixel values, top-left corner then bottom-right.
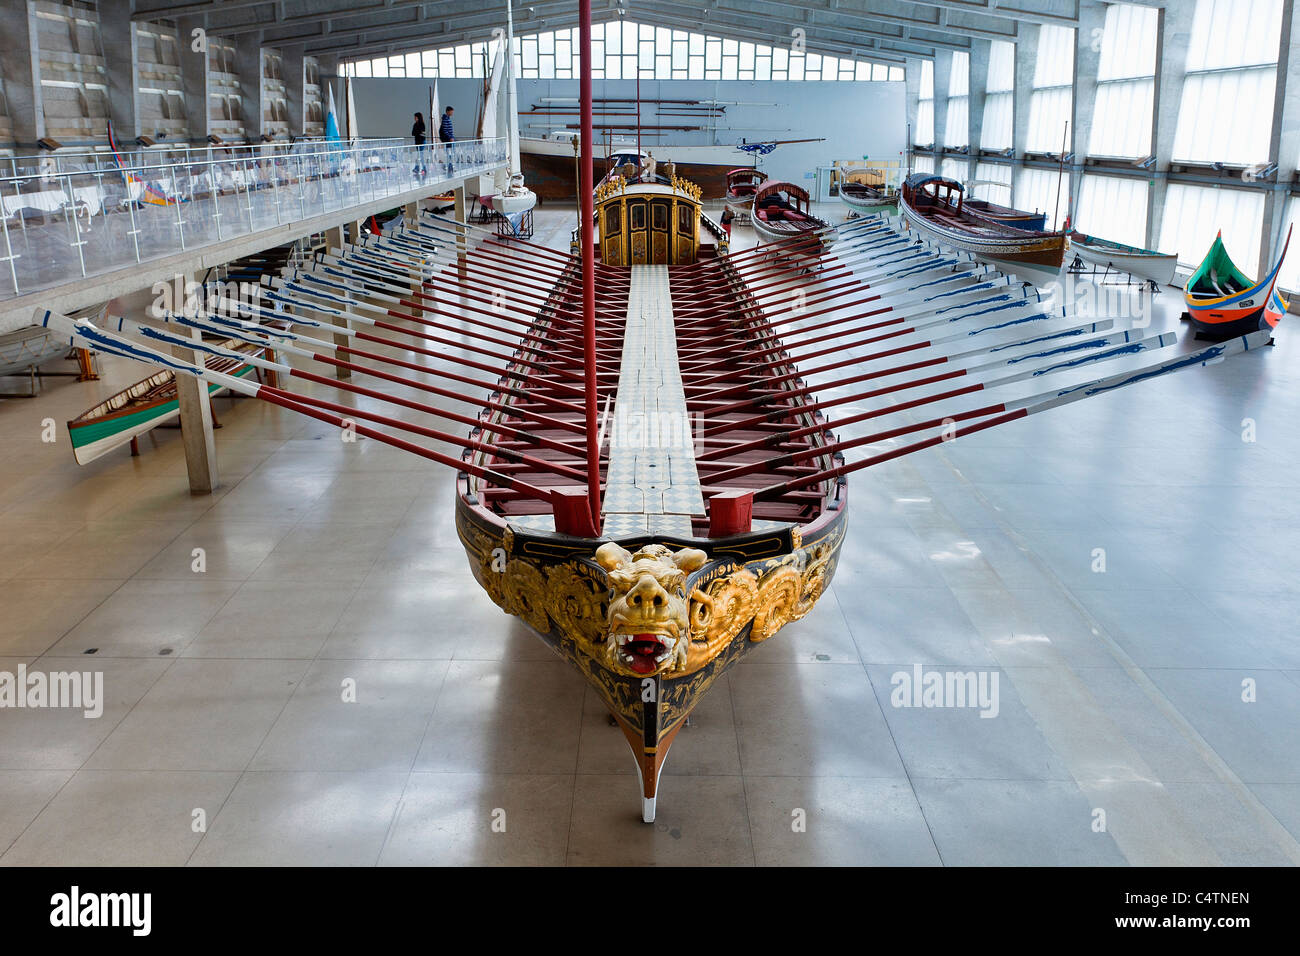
[[839, 180, 898, 216], [1184, 228, 1291, 339], [36, 10, 1284, 822], [40, 206, 1277, 821], [899, 173, 1066, 287], [65, 329, 274, 465], [1068, 230, 1179, 289], [751, 180, 830, 257], [724, 167, 765, 219], [963, 198, 1046, 231]]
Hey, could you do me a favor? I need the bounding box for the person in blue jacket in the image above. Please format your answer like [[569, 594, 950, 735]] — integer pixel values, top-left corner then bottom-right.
[[439, 106, 455, 174]]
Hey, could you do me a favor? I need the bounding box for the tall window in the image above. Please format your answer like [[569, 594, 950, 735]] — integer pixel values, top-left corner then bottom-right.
[[1076, 175, 1150, 247], [971, 161, 1012, 204], [339, 21, 903, 82], [1172, 0, 1283, 166], [1277, 196, 1300, 293], [1160, 184, 1266, 269], [980, 41, 1014, 152], [1089, 3, 1157, 158], [1015, 166, 1069, 231], [940, 156, 968, 183], [944, 51, 969, 149], [1026, 25, 1074, 154], [915, 59, 934, 146], [911, 154, 935, 176]]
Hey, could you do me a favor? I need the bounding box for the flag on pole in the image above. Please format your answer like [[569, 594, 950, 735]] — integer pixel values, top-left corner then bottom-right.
[[325, 84, 340, 141]]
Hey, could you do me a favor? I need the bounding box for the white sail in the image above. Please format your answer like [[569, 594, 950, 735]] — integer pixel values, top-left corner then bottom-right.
[[480, 42, 505, 142]]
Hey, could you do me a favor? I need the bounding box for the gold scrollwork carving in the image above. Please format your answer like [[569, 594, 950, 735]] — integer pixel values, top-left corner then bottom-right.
[[500, 559, 551, 633], [749, 566, 802, 642], [686, 569, 758, 672]]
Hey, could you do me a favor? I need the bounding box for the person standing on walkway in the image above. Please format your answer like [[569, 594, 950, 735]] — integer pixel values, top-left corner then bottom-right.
[[411, 112, 427, 175], [439, 106, 455, 175]]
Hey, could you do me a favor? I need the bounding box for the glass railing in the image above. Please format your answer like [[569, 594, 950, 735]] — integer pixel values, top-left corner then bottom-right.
[[0, 136, 506, 300], [0, 137, 412, 178]]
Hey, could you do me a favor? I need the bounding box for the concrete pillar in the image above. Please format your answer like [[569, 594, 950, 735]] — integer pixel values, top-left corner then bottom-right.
[[172, 322, 219, 494], [235, 33, 263, 142], [100, 0, 140, 142], [283, 44, 306, 138], [453, 183, 467, 279], [1067, 0, 1107, 227], [0, 0, 44, 145], [1260, 0, 1298, 277], [904, 56, 922, 151], [931, 50, 952, 155], [1011, 23, 1042, 208], [178, 15, 210, 144], [1148, 1, 1194, 250], [326, 220, 353, 381], [966, 39, 991, 183]]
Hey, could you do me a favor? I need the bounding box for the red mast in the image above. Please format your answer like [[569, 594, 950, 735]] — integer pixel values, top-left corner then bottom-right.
[[579, 0, 601, 531]]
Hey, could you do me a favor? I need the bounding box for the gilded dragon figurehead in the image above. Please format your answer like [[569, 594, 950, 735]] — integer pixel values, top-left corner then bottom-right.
[[596, 542, 707, 677]]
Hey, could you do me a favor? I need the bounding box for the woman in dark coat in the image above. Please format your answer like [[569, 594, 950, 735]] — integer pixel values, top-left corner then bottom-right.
[[412, 112, 427, 175]]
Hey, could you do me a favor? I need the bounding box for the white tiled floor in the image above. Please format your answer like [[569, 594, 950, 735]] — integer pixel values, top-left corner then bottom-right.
[[0, 202, 1297, 865]]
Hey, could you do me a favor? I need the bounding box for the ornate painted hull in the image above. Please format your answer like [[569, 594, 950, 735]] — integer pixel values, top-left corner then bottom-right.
[[453, 246, 845, 819], [455, 494, 846, 813], [899, 191, 1066, 288], [1184, 229, 1291, 339]]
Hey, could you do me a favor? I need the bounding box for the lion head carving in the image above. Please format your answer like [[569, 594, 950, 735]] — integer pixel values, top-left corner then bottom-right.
[[595, 542, 707, 677]]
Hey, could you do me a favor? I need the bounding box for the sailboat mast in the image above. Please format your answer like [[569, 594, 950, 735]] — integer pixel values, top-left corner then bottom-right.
[[579, 0, 601, 530], [506, 0, 520, 174]]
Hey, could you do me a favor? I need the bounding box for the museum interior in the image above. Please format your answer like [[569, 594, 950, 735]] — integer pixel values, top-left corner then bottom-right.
[[0, 0, 1297, 869]]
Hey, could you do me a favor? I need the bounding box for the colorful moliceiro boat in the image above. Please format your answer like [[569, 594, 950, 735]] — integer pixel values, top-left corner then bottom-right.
[[1068, 231, 1179, 289], [1184, 228, 1292, 339], [899, 173, 1067, 287]]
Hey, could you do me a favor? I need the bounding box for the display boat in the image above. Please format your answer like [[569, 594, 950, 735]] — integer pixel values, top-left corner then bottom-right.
[[1183, 228, 1292, 338], [961, 198, 1046, 231], [899, 173, 1067, 286], [724, 167, 766, 220], [33, 16, 1284, 820], [751, 180, 830, 261], [1068, 231, 1180, 290], [837, 166, 898, 218]]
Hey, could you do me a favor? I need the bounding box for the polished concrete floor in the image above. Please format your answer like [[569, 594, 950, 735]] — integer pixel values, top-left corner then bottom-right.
[[0, 202, 1297, 866]]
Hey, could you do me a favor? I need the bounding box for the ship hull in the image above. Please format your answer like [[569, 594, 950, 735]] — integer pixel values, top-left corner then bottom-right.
[[522, 146, 734, 202]]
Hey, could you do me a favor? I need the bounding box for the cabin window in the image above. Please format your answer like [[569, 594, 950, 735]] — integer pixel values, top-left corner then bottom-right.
[[630, 203, 646, 230], [652, 203, 668, 231], [678, 204, 692, 233], [604, 204, 620, 233]]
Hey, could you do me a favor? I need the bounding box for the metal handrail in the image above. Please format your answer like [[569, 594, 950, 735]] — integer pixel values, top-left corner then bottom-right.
[[0, 136, 411, 180], [0, 137, 507, 302]]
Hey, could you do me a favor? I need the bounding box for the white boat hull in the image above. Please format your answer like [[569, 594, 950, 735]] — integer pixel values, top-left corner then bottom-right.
[[1070, 242, 1178, 288], [840, 191, 897, 215], [491, 187, 537, 216]]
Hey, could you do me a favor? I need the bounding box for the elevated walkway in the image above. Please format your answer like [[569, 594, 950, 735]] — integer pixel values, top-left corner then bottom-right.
[[0, 137, 507, 333]]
